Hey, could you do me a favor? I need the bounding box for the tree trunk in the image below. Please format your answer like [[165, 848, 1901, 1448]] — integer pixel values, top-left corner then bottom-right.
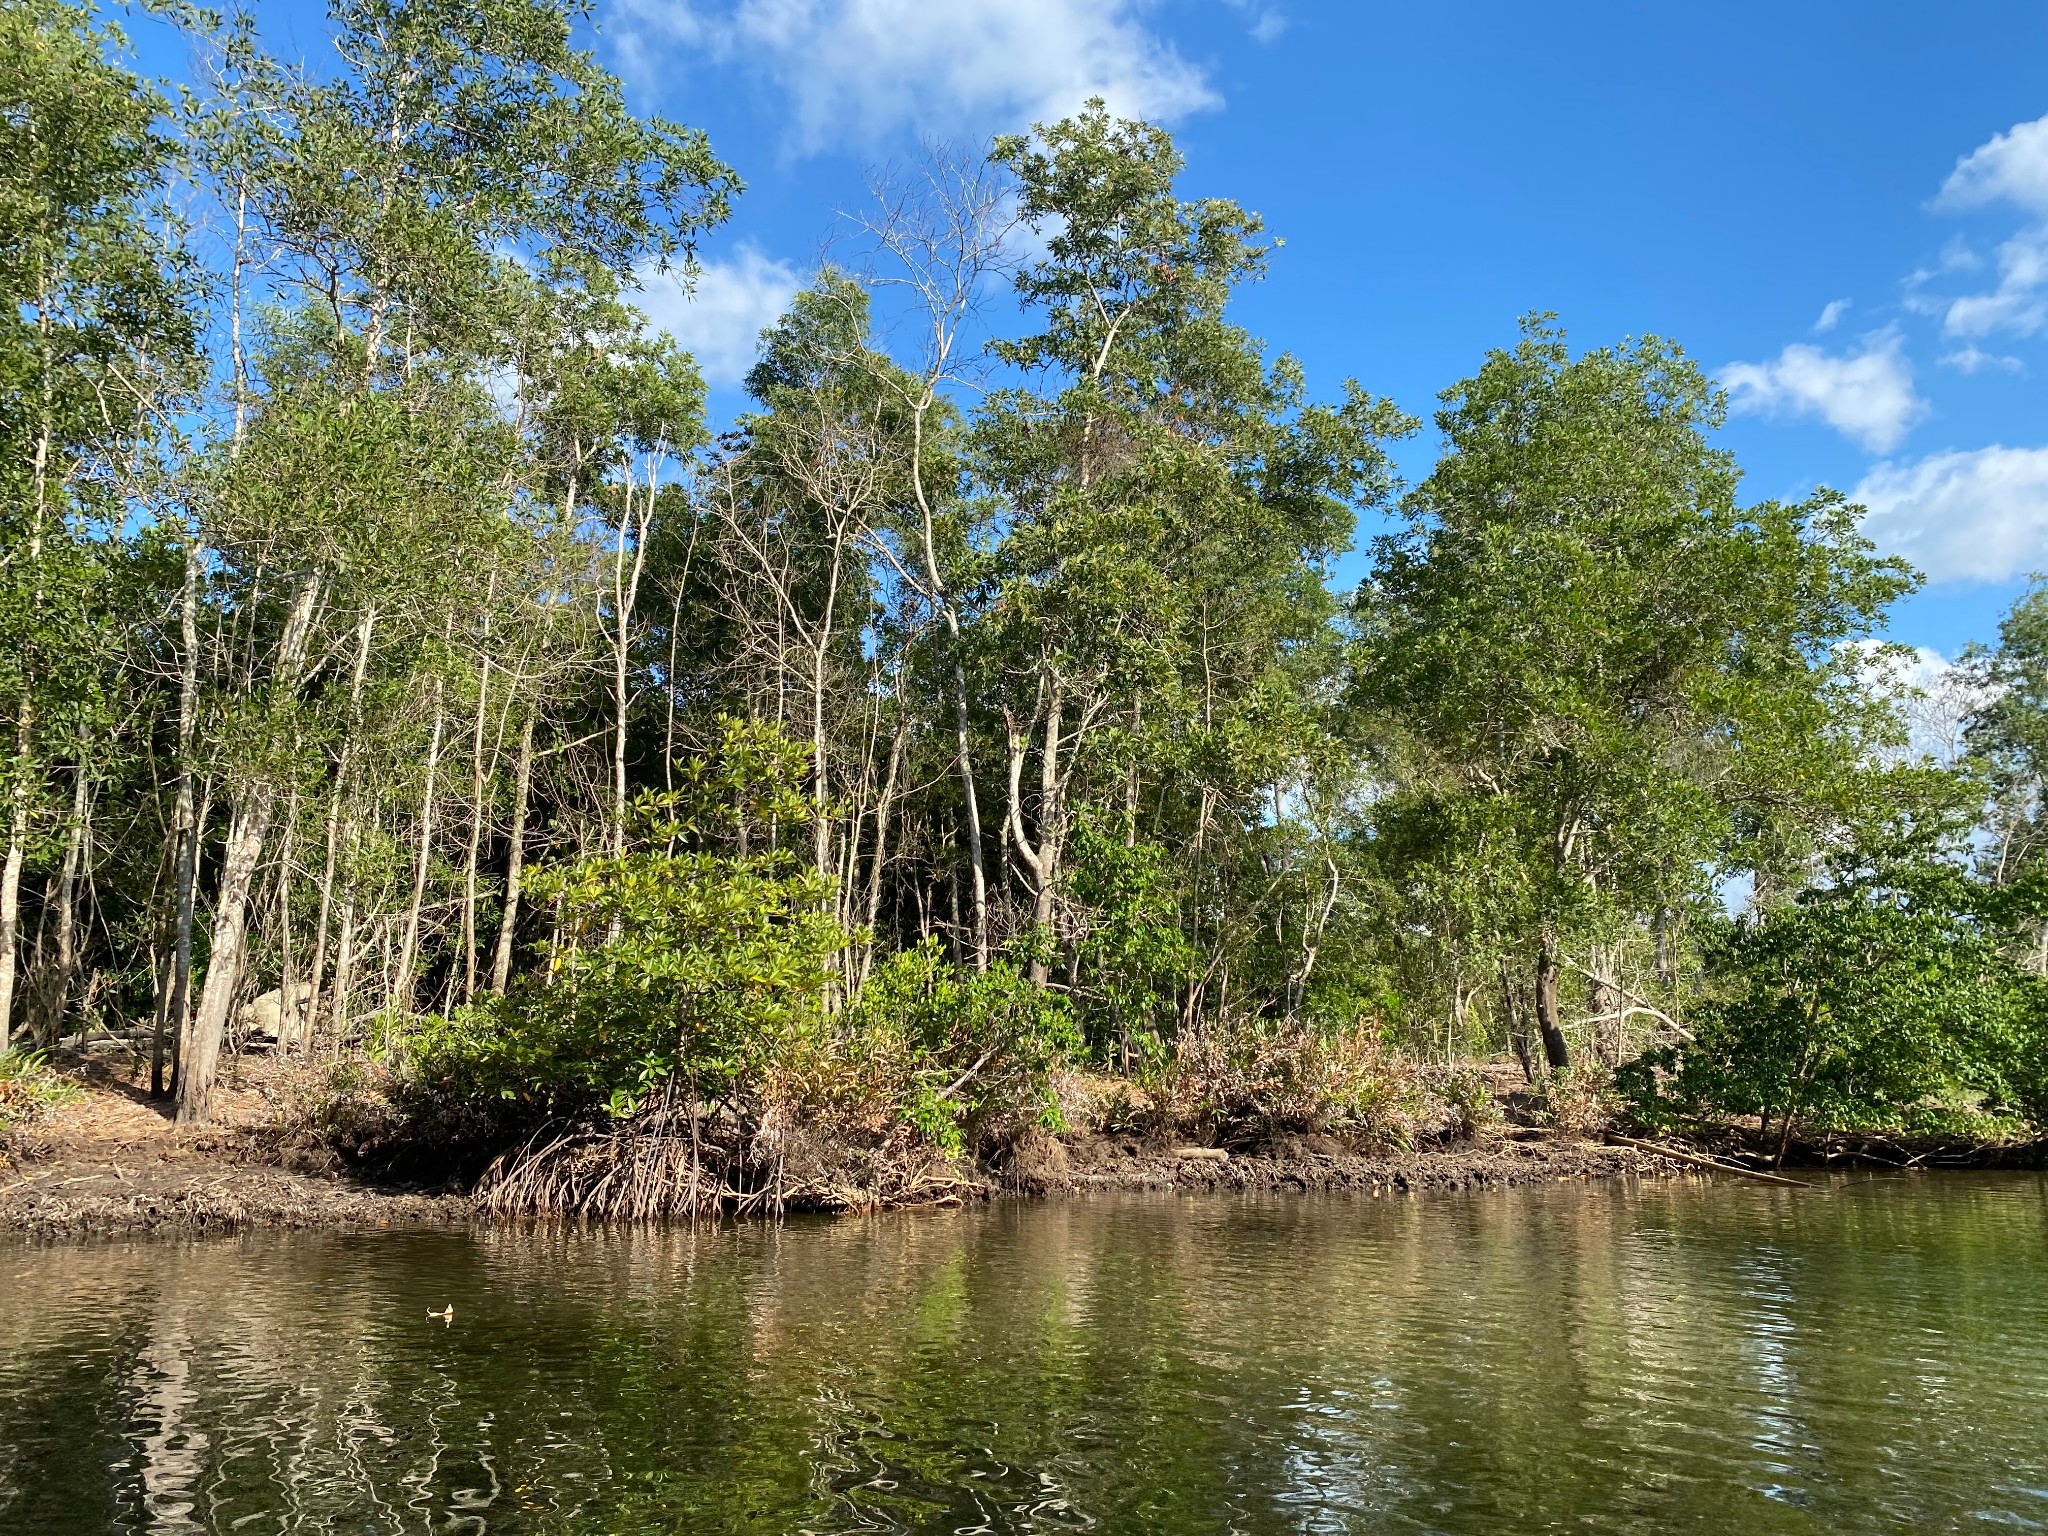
[[811, 633, 833, 890], [149, 941, 175, 1094], [38, 765, 90, 1046], [175, 793, 272, 1123], [157, 538, 203, 1096], [1586, 945, 1623, 1067], [306, 799, 346, 1059], [0, 712, 29, 1054], [610, 476, 653, 860], [1004, 681, 1067, 990], [949, 648, 989, 970], [164, 780, 212, 1099], [274, 787, 301, 1050], [1535, 935, 1570, 1072], [329, 878, 358, 1056], [489, 715, 535, 994], [305, 609, 374, 1050], [1501, 963, 1534, 1084], [460, 647, 492, 1005], [947, 855, 962, 965], [1027, 689, 1064, 986], [858, 720, 908, 983], [2, 268, 56, 1052], [176, 575, 319, 1124], [393, 683, 446, 1014]]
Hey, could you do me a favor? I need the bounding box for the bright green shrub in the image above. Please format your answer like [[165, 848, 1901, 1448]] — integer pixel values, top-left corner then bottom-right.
[[1067, 820, 1193, 1058], [403, 722, 1078, 1161], [1619, 854, 2037, 1144], [406, 722, 846, 1127], [409, 845, 843, 1124], [815, 941, 1079, 1153]]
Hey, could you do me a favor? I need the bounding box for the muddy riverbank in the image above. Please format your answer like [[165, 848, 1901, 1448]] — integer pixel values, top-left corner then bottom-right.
[[0, 1133, 1657, 1240], [39, 1048, 2035, 1241], [0, 1054, 1668, 1238]]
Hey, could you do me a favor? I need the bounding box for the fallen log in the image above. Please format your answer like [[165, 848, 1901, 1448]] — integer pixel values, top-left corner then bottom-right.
[[1607, 1133, 1815, 1189]]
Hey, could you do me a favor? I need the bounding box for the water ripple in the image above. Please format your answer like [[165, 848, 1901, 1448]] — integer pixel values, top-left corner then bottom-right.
[[0, 1175, 2043, 1534]]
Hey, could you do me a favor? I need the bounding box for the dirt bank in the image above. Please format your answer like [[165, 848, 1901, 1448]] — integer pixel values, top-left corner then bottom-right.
[[1003, 1129, 1651, 1199], [0, 1133, 1656, 1241], [0, 1158, 472, 1240], [0, 1050, 471, 1240], [0, 1051, 1669, 1241]]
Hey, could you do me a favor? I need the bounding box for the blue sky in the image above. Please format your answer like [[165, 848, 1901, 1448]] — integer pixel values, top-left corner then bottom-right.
[[147, 1, 2048, 665]]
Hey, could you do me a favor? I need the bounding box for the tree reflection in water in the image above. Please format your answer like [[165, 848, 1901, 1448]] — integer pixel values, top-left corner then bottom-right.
[[0, 1177, 2043, 1535]]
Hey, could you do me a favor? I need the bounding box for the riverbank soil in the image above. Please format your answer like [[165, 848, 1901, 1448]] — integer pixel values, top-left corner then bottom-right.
[[0, 1046, 468, 1239], [1001, 1128, 1646, 1198], [0, 1046, 1662, 1239]]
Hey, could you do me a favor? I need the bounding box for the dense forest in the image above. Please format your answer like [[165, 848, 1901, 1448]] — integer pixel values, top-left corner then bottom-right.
[[6, 0, 2048, 1206]]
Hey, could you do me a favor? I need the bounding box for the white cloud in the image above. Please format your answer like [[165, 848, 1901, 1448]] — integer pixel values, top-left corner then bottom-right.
[[634, 245, 804, 388], [1721, 329, 1926, 452], [1932, 111, 2048, 340], [1912, 238, 1984, 285], [1942, 228, 2048, 338], [1941, 344, 2026, 375], [1939, 111, 2048, 216], [1813, 297, 1850, 333], [1852, 444, 2048, 583], [607, 0, 1219, 152], [1902, 241, 1982, 319], [1222, 0, 1287, 44]]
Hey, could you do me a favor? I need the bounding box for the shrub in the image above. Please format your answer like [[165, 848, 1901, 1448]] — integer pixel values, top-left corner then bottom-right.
[[1531, 1066, 1618, 1140], [409, 844, 842, 1125], [405, 723, 845, 1136], [1137, 1014, 1425, 1150], [396, 725, 1080, 1205], [1619, 854, 2037, 1152], [817, 941, 1079, 1153], [1066, 820, 1194, 1058], [1430, 1064, 1502, 1139], [0, 1050, 80, 1155]]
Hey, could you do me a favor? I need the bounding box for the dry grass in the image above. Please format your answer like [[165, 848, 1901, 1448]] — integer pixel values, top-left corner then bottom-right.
[[1530, 1067, 1620, 1141], [0, 1050, 86, 1160], [1098, 1016, 1451, 1152]]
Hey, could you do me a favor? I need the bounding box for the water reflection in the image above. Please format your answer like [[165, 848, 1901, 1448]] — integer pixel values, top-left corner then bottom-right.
[[1, 1176, 2044, 1534]]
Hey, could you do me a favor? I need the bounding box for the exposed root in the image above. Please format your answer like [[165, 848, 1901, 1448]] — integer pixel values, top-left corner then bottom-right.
[[474, 1108, 988, 1220]]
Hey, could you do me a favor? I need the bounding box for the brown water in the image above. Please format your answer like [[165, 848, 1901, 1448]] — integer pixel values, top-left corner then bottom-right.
[[1, 1175, 2044, 1533]]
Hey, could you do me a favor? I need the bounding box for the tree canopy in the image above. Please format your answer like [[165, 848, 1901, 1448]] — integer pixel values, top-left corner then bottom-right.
[[2, 6, 2041, 1177]]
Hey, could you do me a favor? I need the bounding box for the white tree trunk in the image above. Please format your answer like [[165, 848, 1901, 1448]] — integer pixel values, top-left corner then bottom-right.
[[176, 576, 319, 1123]]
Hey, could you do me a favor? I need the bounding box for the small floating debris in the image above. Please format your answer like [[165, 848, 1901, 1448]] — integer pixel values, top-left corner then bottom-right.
[[428, 1304, 454, 1325]]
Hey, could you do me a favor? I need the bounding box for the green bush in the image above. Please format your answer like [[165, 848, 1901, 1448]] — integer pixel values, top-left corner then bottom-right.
[[1432, 1064, 1502, 1139], [1137, 1014, 1425, 1149], [408, 842, 842, 1125], [401, 723, 1077, 1164], [1067, 820, 1194, 1058], [1618, 854, 2040, 1148], [404, 722, 846, 1133], [823, 941, 1079, 1152]]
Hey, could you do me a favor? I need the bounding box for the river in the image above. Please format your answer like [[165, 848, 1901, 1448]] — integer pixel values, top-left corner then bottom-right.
[[1, 1174, 2043, 1533]]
